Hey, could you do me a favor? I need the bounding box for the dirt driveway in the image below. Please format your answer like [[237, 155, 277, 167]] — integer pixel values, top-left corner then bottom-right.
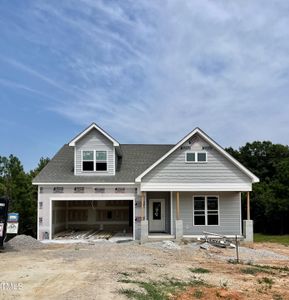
[[0, 240, 289, 299]]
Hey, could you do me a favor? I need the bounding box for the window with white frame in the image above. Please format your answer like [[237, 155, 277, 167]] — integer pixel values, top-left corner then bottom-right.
[[193, 196, 219, 225], [82, 150, 107, 172], [186, 151, 207, 163], [82, 151, 94, 171], [95, 151, 107, 171]]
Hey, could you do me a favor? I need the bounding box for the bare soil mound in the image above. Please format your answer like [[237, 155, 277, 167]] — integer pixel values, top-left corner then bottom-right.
[[6, 234, 44, 251]]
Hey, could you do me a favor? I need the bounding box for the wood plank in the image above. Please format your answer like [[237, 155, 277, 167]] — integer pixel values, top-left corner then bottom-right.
[[247, 191, 250, 220], [176, 192, 180, 220]]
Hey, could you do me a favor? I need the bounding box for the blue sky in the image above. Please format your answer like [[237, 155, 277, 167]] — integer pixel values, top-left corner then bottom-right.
[[1, 1, 289, 171]]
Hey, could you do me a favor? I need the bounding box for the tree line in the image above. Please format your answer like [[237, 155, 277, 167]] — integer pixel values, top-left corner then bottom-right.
[[1, 140, 289, 237]]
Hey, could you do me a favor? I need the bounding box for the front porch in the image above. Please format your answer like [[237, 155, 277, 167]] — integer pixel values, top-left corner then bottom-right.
[[139, 191, 253, 242]]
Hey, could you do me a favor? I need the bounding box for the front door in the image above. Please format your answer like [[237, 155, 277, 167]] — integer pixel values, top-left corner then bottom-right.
[[149, 199, 165, 232]]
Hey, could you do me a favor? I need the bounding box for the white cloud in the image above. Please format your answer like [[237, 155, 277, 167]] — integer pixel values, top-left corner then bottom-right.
[[3, 0, 289, 146]]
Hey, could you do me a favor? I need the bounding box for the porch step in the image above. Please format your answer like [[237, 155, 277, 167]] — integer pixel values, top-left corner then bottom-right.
[[148, 234, 175, 240]]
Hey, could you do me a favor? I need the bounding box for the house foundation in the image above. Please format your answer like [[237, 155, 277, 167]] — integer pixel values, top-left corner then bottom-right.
[[140, 220, 148, 243], [175, 220, 183, 241], [243, 220, 253, 242]]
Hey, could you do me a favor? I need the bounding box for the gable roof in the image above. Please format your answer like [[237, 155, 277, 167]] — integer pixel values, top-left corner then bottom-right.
[[135, 127, 259, 183], [69, 123, 120, 147], [33, 144, 173, 184]]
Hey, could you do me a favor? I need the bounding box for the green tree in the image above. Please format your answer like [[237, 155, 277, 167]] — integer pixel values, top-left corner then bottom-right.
[[227, 142, 289, 234], [0, 155, 49, 237]]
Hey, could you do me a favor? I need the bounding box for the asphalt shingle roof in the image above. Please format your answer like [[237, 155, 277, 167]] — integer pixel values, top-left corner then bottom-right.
[[33, 144, 173, 184]]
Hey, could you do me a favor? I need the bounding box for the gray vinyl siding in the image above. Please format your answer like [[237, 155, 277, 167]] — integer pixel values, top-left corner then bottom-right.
[[142, 134, 251, 184], [172, 192, 241, 235], [75, 128, 115, 176]]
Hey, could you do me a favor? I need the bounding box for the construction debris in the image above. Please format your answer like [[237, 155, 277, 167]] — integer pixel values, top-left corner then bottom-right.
[[200, 242, 212, 250], [162, 241, 181, 250], [200, 231, 236, 249], [54, 230, 114, 240]]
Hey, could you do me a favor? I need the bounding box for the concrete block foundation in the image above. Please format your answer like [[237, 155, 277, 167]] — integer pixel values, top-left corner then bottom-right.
[[140, 220, 148, 243], [243, 220, 253, 242], [175, 220, 183, 241]]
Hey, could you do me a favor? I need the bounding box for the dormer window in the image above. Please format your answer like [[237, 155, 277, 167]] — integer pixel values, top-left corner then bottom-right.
[[82, 150, 107, 172], [95, 151, 107, 171], [82, 151, 94, 171]]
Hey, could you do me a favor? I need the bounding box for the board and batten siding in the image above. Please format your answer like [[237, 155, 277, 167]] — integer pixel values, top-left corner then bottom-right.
[[75, 128, 115, 176], [142, 134, 251, 186], [172, 192, 241, 235]]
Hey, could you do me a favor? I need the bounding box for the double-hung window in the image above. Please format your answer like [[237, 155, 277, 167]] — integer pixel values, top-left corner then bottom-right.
[[95, 151, 107, 171], [193, 196, 219, 225], [82, 150, 107, 172], [82, 151, 94, 171]]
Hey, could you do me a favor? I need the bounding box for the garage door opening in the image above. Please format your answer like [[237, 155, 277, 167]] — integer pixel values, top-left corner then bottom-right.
[[51, 200, 134, 241]]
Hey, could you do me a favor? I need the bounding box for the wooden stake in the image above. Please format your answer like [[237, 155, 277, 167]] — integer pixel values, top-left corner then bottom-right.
[[235, 235, 239, 263], [247, 191, 250, 220], [176, 192, 180, 220]]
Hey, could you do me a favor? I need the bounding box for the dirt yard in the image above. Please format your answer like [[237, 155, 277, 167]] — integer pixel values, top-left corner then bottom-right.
[[0, 238, 289, 300]]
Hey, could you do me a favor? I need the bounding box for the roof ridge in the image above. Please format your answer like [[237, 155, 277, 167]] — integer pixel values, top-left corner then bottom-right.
[[120, 143, 174, 146]]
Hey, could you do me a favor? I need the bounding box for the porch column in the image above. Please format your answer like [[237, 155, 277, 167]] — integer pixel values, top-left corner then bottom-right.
[[176, 191, 180, 220], [140, 191, 148, 243], [175, 192, 183, 241], [141, 191, 145, 221], [243, 191, 253, 242], [246, 191, 250, 220]]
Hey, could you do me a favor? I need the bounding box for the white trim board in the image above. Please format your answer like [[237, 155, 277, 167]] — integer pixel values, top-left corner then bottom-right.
[[135, 128, 259, 183], [33, 182, 136, 186], [140, 182, 252, 192], [69, 123, 119, 147], [51, 196, 135, 201]]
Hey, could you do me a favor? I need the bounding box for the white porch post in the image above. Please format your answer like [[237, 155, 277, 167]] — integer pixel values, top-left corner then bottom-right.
[[175, 192, 183, 241], [140, 191, 148, 243]]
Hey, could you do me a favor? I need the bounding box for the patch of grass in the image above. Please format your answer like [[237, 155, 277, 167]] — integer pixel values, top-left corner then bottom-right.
[[241, 262, 289, 277], [241, 266, 273, 275], [193, 289, 204, 298], [227, 258, 239, 264], [119, 278, 209, 300], [251, 263, 289, 273], [241, 267, 261, 275], [118, 271, 130, 277], [257, 277, 274, 289], [273, 294, 283, 300], [254, 233, 289, 246], [189, 267, 211, 274]]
